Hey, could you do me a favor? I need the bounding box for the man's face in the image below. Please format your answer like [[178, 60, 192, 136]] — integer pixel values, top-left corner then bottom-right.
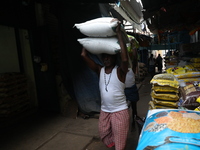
[[101, 54, 116, 67]]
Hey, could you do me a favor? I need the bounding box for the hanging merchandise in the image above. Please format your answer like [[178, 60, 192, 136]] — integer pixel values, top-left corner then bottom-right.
[[127, 34, 140, 49]]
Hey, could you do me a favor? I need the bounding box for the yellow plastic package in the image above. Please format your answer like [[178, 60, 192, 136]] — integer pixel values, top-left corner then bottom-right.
[[178, 77, 200, 83], [174, 71, 200, 79], [152, 85, 179, 93], [194, 106, 200, 111], [150, 73, 179, 89], [149, 101, 177, 109], [196, 96, 200, 103], [191, 63, 200, 68], [151, 91, 179, 101], [183, 64, 196, 71], [152, 98, 178, 108], [190, 57, 200, 63], [166, 67, 185, 74]]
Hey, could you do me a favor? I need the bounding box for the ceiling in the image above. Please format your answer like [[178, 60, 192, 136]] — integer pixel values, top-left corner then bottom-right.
[[35, 0, 200, 35], [140, 0, 200, 34]]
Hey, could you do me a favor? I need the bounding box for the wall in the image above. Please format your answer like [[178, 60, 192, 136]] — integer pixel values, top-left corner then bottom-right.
[[19, 29, 38, 108], [0, 25, 20, 73], [0, 24, 38, 110]]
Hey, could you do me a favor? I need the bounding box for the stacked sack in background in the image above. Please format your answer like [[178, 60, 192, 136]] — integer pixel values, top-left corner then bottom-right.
[[149, 74, 180, 109], [164, 55, 179, 70], [135, 62, 148, 83], [75, 17, 129, 55], [190, 57, 200, 70]]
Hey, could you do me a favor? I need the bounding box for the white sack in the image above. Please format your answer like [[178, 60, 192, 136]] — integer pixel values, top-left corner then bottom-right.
[[74, 17, 119, 37], [77, 37, 121, 55]]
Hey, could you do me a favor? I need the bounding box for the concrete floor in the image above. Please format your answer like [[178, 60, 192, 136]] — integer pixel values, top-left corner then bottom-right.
[[0, 75, 152, 150]]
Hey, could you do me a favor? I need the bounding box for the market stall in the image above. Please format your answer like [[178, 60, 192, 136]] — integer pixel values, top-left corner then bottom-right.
[[137, 62, 200, 149]]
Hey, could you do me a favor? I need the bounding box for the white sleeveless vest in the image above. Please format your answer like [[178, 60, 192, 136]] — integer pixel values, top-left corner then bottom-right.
[[125, 68, 135, 88], [99, 66, 128, 113]]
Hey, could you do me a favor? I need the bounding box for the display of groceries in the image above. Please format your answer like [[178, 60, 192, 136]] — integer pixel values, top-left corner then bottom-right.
[[136, 109, 200, 150], [150, 63, 200, 111]]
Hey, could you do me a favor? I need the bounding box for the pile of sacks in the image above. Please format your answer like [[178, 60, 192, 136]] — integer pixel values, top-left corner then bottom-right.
[[164, 55, 179, 69], [149, 73, 180, 109], [74, 17, 129, 55], [135, 62, 148, 83], [166, 65, 200, 83], [190, 57, 200, 70], [165, 63, 200, 110]]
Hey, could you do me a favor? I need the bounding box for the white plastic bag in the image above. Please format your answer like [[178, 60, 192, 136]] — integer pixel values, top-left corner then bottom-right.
[[74, 17, 119, 37], [77, 37, 121, 54]]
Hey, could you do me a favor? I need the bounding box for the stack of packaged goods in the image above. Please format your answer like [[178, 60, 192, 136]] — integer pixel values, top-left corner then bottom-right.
[[166, 65, 200, 111], [190, 57, 200, 70], [0, 73, 30, 121], [149, 74, 180, 109], [164, 55, 179, 70], [166, 65, 200, 83], [135, 62, 148, 83]]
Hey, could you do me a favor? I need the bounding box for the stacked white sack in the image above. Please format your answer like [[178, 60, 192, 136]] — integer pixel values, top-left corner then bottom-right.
[[77, 37, 121, 55], [74, 17, 119, 37], [75, 17, 130, 55]]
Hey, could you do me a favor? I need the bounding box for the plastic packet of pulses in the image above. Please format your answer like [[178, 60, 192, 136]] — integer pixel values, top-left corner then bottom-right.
[[136, 109, 200, 150], [150, 73, 179, 89], [174, 71, 200, 79], [152, 85, 179, 93], [151, 91, 179, 101], [149, 101, 178, 109], [190, 57, 200, 63], [152, 98, 178, 108]]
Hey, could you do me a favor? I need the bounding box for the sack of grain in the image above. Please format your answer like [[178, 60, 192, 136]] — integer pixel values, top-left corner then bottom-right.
[[77, 37, 121, 54], [74, 17, 119, 37]]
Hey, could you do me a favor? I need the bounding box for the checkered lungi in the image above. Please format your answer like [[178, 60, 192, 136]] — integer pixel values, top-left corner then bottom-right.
[[98, 109, 130, 150]]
